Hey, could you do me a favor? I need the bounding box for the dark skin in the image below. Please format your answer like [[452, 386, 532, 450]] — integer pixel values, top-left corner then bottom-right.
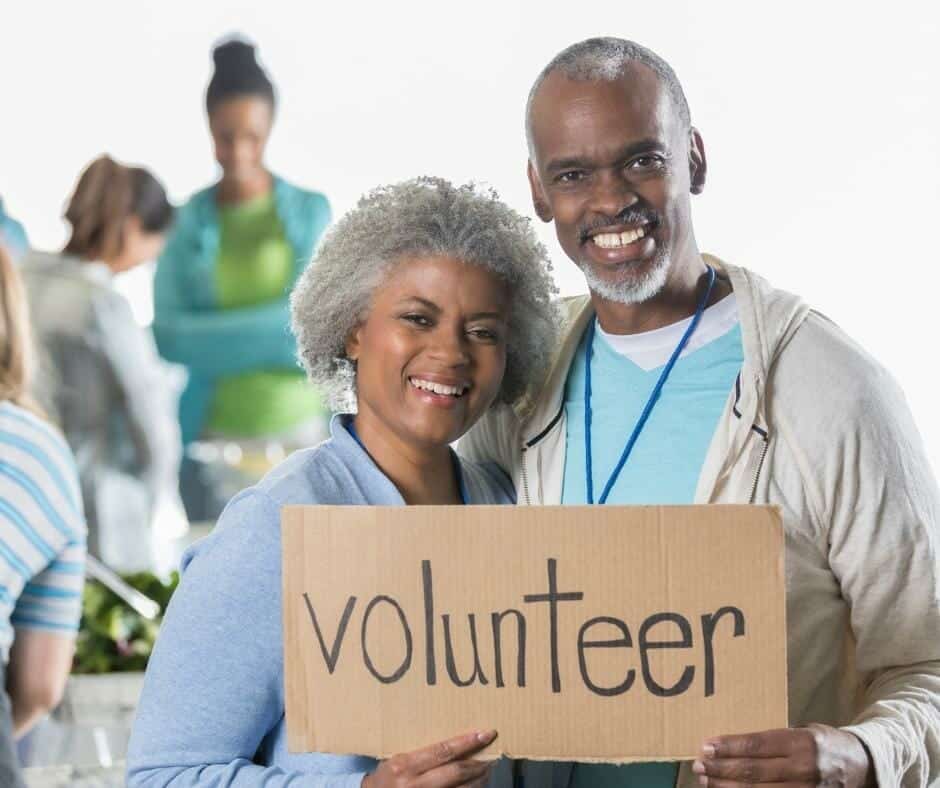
[[345, 255, 509, 506], [362, 729, 495, 788], [527, 66, 729, 334], [527, 65, 876, 788], [209, 95, 274, 205], [347, 255, 509, 787]]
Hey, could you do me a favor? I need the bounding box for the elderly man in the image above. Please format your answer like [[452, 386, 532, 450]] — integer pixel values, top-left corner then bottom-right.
[[461, 38, 940, 788]]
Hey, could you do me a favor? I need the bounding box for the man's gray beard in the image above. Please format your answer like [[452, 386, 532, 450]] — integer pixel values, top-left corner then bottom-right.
[[580, 249, 671, 306]]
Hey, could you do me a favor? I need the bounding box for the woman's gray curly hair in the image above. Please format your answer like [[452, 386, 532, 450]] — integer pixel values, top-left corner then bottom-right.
[[290, 177, 559, 412]]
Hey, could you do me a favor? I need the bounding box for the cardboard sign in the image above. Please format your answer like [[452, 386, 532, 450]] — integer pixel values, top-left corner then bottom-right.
[[282, 505, 787, 763]]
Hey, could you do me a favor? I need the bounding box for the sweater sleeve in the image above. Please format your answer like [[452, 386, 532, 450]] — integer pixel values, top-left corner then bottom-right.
[[821, 362, 940, 787], [152, 215, 300, 379], [292, 190, 331, 265], [126, 489, 369, 788], [6, 413, 86, 635]]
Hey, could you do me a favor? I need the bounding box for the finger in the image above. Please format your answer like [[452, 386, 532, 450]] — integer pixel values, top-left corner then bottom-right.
[[406, 730, 497, 775], [694, 756, 818, 784], [415, 758, 491, 788], [704, 729, 814, 760]]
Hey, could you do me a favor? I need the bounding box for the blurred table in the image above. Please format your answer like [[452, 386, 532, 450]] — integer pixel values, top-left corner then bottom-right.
[[24, 763, 126, 787]]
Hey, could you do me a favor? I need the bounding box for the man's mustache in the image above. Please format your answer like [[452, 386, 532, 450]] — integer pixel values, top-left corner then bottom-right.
[[579, 207, 659, 243]]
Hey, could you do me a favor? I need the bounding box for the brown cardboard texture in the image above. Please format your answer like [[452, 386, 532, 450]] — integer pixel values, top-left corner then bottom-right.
[[282, 504, 787, 763]]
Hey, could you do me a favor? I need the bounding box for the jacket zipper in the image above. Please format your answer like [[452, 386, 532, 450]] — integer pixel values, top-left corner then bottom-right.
[[520, 446, 532, 505], [748, 432, 769, 503]]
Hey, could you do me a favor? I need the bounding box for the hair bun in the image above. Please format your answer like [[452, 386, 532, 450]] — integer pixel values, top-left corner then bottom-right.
[[206, 36, 276, 112], [212, 38, 258, 73]]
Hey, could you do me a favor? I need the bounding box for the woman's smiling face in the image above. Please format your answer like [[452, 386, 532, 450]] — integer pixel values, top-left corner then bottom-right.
[[346, 255, 510, 450]]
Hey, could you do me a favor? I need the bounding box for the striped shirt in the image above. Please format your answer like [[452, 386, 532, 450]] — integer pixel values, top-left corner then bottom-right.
[[0, 400, 86, 663]]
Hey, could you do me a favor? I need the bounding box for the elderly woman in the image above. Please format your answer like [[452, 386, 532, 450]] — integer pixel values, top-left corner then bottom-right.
[[127, 177, 557, 788]]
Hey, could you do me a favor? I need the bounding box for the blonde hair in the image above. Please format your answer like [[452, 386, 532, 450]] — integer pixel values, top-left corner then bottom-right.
[[0, 244, 41, 414]]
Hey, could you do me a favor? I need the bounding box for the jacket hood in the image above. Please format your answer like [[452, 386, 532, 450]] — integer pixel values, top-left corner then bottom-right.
[[719, 256, 810, 384]]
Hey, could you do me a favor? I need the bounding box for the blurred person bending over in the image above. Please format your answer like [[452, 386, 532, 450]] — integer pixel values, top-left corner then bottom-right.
[[23, 155, 183, 571], [153, 37, 332, 512], [0, 245, 87, 788]]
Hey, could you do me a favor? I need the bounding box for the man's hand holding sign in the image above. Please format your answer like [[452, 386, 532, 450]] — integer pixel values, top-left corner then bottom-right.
[[694, 726, 876, 788]]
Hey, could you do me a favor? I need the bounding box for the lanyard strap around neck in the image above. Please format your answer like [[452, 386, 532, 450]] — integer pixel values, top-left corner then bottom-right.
[[585, 265, 717, 505]]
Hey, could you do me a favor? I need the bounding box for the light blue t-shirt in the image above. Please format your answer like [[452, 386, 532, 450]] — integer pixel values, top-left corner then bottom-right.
[[562, 308, 743, 788]]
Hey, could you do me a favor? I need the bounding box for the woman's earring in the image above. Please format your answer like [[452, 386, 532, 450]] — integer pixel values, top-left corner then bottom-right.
[[335, 355, 358, 414]]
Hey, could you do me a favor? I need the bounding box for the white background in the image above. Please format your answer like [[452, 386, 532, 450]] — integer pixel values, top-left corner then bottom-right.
[[3, 1, 939, 474]]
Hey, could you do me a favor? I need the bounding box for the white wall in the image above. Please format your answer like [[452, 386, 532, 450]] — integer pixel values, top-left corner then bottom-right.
[[3, 1, 939, 473]]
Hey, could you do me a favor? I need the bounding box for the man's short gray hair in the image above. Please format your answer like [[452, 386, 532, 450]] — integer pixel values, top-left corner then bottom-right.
[[525, 37, 691, 156], [290, 177, 559, 412]]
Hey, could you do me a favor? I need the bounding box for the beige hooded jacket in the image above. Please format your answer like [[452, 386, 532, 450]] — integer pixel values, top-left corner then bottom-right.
[[461, 256, 940, 788]]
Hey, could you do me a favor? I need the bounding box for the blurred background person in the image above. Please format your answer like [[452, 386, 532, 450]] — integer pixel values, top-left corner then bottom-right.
[[22, 155, 185, 572], [0, 196, 30, 263], [0, 245, 87, 788], [152, 37, 331, 520]]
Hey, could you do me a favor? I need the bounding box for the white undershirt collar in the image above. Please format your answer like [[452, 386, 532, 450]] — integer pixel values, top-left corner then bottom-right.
[[595, 293, 739, 371]]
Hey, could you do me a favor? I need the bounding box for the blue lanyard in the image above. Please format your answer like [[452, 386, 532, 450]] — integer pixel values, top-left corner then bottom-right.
[[346, 419, 468, 504], [584, 265, 717, 504]]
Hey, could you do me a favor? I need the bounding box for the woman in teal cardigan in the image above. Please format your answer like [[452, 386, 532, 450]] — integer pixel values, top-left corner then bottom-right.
[[154, 38, 330, 447]]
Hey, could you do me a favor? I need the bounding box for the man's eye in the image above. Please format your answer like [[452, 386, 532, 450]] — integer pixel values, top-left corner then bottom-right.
[[628, 155, 665, 171], [556, 170, 586, 184]]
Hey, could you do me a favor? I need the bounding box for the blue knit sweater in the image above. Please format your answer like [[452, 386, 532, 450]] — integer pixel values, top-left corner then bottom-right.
[[127, 415, 514, 787]]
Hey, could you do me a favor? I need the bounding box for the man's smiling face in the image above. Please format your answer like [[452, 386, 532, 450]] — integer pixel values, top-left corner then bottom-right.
[[527, 64, 705, 305]]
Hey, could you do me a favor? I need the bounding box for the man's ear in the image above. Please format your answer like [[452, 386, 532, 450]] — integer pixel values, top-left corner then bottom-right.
[[528, 160, 553, 222], [689, 127, 707, 195]]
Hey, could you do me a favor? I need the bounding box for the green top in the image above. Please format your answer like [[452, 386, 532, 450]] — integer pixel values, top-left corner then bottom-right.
[[206, 192, 323, 437]]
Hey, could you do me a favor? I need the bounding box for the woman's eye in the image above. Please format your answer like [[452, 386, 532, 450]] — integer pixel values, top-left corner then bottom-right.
[[402, 314, 432, 327], [468, 327, 499, 342]]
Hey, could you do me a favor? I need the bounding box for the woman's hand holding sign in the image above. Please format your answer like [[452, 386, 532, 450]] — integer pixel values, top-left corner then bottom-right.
[[693, 724, 875, 787], [362, 729, 496, 788]]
